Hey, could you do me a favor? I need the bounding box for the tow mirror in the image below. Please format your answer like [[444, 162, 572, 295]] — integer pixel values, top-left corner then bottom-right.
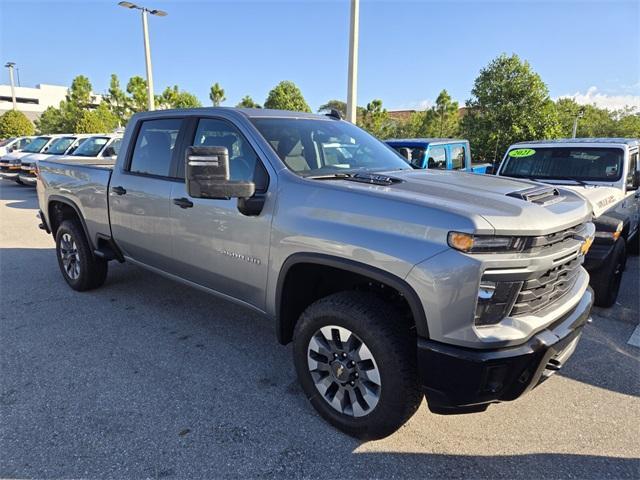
[[485, 164, 497, 175], [102, 146, 116, 158], [185, 146, 255, 200]]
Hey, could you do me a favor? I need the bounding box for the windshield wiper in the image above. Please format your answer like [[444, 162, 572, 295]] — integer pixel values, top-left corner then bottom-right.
[[553, 177, 589, 186], [305, 173, 353, 180]]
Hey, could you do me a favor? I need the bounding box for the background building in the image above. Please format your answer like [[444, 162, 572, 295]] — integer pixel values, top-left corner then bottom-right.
[[0, 83, 102, 121]]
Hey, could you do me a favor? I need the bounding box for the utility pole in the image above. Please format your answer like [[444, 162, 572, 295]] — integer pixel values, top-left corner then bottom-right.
[[346, 0, 359, 123], [4, 62, 17, 110], [572, 107, 585, 138]]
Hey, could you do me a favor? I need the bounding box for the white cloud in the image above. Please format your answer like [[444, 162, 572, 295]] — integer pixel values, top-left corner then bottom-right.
[[558, 86, 640, 111], [391, 99, 434, 111]]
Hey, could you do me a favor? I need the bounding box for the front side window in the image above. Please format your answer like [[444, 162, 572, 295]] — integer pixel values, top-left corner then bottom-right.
[[23, 137, 51, 153], [73, 137, 110, 157], [251, 118, 411, 177], [187, 118, 267, 190], [47, 137, 76, 155], [502, 147, 624, 182], [129, 119, 182, 177], [451, 145, 465, 170], [426, 145, 447, 169]]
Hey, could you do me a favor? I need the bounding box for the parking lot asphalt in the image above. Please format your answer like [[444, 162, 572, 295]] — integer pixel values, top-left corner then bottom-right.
[[1, 181, 639, 479]]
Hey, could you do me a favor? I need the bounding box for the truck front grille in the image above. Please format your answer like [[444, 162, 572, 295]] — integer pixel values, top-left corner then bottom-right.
[[510, 256, 582, 316]]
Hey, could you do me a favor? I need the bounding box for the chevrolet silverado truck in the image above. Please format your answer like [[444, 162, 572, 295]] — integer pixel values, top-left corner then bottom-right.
[[37, 108, 595, 439], [496, 138, 640, 307], [386, 138, 491, 173]]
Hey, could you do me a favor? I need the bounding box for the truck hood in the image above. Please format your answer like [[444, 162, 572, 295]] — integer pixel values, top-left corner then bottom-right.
[[0, 151, 33, 163], [19, 152, 53, 165], [553, 185, 623, 218], [328, 169, 591, 236]]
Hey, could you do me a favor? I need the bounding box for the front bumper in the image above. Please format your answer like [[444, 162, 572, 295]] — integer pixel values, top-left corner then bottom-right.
[[0, 169, 20, 179], [417, 287, 593, 411], [18, 173, 37, 186]]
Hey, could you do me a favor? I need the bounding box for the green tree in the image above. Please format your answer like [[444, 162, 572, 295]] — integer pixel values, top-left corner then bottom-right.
[[75, 102, 119, 134], [126, 76, 149, 113], [318, 100, 347, 117], [236, 95, 261, 108], [0, 110, 35, 137], [156, 85, 202, 109], [420, 90, 460, 137], [613, 109, 640, 137], [106, 74, 128, 126], [358, 99, 393, 138], [264, 81, 311, 112], [555, 98, 616, 137], [462, 54, 560, 162], [209, 82, 226, 106], [35, 106, 65, 134]]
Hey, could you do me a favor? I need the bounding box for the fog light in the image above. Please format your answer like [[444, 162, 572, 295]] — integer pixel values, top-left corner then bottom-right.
[[475, 280, 522, 326]]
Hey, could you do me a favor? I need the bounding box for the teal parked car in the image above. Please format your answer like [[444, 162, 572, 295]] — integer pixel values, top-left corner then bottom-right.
[[385, 138, 491, 174]]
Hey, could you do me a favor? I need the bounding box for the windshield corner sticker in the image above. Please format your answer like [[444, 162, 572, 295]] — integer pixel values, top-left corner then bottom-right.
[[508, 148, 536, 158]]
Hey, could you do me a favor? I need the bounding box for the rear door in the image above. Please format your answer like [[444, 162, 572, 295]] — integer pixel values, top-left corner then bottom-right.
[[169, 115, 273, 310], [109, 117, 185, 267]]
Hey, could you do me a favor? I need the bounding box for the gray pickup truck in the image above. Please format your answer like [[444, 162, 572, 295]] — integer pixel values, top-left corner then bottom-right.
[[38, 108, 595, 439]]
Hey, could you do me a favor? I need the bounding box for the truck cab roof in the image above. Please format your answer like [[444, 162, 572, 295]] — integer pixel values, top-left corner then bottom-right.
[[512, 138, 640, 148]]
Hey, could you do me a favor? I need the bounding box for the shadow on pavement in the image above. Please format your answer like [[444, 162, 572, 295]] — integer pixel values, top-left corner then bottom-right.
[[0, 181, 38, 209]]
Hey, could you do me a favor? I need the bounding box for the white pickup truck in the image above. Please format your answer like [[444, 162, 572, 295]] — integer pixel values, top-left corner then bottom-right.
[[496, 138, 640, 307]]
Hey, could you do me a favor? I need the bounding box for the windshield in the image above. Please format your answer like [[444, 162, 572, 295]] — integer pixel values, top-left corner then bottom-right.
[[72, 136, 109, 157], [46, 137, 76, 155], [251, 118, 411, 177], [502, 147, 624, 182], [23, 137, 51, 153]]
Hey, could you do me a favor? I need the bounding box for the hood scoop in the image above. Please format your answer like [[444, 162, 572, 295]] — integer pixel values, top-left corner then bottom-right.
[[507, 185, 563, 206], [346, 173, 403, 186]]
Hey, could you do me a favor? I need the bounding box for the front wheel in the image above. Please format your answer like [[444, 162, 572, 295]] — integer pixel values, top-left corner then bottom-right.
[[293, 291, 422, 439], [55, 220, 108, 291], [591, 239, 626, 307]]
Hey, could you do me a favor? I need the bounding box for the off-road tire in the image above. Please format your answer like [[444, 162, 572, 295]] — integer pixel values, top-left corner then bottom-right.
[[293, 291, 422, 439], [591, 239, 626, 308], [55, 219, 108, 291]]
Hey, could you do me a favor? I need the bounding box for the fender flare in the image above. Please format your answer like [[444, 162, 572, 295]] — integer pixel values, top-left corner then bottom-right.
[[48, 195, 95, 251], [275, 252, 429, 343]]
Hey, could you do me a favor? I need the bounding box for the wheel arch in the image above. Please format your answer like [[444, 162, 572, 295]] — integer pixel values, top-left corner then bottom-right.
[[275, 253, 428, 345], [47, 195, 94, 250]]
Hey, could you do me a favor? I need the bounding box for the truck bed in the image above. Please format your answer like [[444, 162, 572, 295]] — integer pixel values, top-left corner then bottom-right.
[[38, 159, 113, 248]]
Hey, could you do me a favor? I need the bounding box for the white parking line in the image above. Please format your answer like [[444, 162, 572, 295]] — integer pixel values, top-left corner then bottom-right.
[[628, 325, 640, 348]]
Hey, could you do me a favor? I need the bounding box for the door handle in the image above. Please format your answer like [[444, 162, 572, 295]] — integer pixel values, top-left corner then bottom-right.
[[111, 186, 127, 195], [173, 197, 194, 209]]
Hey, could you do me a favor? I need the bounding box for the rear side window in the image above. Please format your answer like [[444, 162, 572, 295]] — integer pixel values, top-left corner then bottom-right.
[[129, 119, 182, 177], [426, 145, 447, 169], [451, 145, 465, 170]]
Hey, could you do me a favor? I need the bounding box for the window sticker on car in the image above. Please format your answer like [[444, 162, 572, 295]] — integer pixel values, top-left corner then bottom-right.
[[508, 148, 536, 158]]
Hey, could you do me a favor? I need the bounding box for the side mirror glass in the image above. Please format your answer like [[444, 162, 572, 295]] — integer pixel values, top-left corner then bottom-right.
[[185, 146, 255, 199], [627, 170, 640, 190]]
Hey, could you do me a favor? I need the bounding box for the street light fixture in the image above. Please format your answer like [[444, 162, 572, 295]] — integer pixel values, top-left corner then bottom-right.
[[117, 1, 167, 110], [4, 62, 17, 110]]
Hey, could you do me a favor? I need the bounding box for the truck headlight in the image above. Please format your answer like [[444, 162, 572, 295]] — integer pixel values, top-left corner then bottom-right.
[[448, 232, 526, 253], [474, 280, 522, 326]]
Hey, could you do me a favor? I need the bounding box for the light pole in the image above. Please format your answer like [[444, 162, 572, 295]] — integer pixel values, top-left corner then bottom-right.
[[118, 1, 167, 111], [572, 107, 585, 138], [4, 62, 17, 110], [346, 0, 359, 123]]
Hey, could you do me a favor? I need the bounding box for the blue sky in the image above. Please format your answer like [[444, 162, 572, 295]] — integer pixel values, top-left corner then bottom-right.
[[1, 0, 639, 111]]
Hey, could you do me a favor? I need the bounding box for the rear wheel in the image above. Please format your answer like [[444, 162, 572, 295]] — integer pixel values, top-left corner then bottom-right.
[[293, 291, 422, 439], [55, 220, 108, 291], [591, 239, 626, 307]]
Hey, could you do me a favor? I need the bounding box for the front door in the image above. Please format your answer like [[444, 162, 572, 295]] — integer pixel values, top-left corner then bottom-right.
[[169, 117, 273, 310]]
